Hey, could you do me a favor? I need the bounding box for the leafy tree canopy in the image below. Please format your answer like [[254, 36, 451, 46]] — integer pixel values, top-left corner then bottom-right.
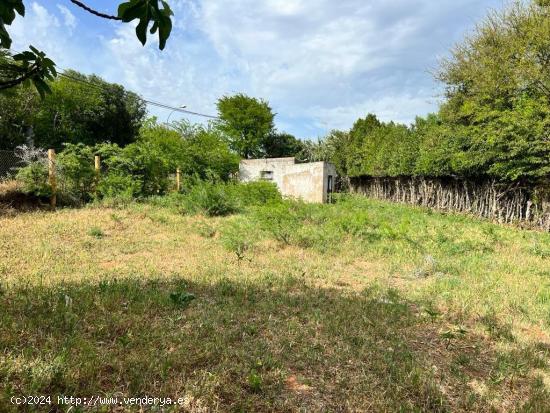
[[435, 0, 550, 182], [216, 94, 275, 159], [141, 118, 239, 181], [0, 70, 146, 150], [261, 131, 304, 158]]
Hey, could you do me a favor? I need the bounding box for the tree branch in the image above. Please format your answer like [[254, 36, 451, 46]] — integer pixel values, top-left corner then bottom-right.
[[0, 64, 39, 90], [68, 0, 122, 21]]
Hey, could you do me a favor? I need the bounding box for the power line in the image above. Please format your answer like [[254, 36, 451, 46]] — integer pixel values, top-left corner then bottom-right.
[[8, 48, 220, 120], [58, 71, 220, 119], [143, 98, 219, 119]]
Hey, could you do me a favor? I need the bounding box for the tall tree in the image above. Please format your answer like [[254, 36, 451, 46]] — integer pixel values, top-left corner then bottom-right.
[[216, 94, 275, 159], [261, 131, 304, 158], [323, 1, 550, 184], [436, 0, 550, 183], [0, 70, 146, 150]]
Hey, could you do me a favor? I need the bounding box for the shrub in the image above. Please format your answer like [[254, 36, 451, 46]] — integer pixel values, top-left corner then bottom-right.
[[229, 181, 282, 207], [142, 119, 239, 182], [149, 181, 281, 217], [55, 143, 96, 204], [253, 201, 305, 245], [219, 220, 257, 262], [16, 143, 95, 205], [183, 181, 238, 217], [16, 162, 51, 198], [88, 227, 104, 238], [169, 291, 196, 309], [96, 172, 141, 200]]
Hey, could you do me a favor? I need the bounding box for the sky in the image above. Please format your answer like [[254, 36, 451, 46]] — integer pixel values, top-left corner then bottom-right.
[[9, 0, 504, 139]]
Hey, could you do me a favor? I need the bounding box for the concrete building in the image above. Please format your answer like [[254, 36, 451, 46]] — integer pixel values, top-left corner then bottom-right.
[[239, 157, 337, 203]]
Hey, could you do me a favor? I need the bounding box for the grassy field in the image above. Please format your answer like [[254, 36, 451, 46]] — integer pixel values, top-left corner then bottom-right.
[[1, 192, 549, 412]]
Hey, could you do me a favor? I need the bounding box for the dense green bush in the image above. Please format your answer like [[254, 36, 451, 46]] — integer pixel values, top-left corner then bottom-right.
[[0, 70, 146, 151], [170, 121, 240, 181], [56, 144, 97, 203], [16, 143, 96, 205], [15, 161, 50, 198], [182, 182, 238, 217], [14, 118, 241, 204], [179, 181, 283, 217], [146, 181, 283, 217], [227, 181, 282, 207], [96, 172, 141, 200]]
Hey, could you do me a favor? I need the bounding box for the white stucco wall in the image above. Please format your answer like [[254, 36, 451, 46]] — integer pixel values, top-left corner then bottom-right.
[[239, 158, 337, 203]]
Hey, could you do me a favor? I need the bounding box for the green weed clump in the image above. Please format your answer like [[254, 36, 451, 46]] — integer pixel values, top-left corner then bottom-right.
[[219, 220, 258, 262], [227, 181, 282, 207], [247, 195, 415, 253], [253, 201, 304, 245], [182, 182, 239, 217], [87, 227, 104, 238], [194, 220, 217, 238], [148, 181, 284, 218]]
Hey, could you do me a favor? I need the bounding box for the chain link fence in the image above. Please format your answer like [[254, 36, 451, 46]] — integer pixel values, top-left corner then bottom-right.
[[0, 150, 23, 180]]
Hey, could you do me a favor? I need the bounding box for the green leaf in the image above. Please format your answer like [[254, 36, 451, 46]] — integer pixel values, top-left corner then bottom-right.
[[29, 45, 41, 55], [34, 82, 46, 99], [117, 1, 133, 16], [0, 7, 16, 25], [117, 0, 173, 50], [160, 1, 173, 16], [118, 1, 145, 22], [13, 1, 25, 17], [158, 17, 172, 50], [3, 46, 57, 98], [13, 51, 34, 61], [135, 18, 148, 46]]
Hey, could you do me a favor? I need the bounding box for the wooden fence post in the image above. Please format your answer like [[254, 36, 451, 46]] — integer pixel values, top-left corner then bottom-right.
[[95, 155, 101, 173], [94, 155, 101, 195], [48, 149, 56, 209], [176, 168, 181, 192]]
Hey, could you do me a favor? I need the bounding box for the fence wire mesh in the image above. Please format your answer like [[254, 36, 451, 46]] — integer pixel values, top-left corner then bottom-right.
[[0, 150, 22, 179]]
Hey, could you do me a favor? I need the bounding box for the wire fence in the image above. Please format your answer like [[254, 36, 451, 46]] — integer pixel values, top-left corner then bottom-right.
[[0, 150, 23, 180]]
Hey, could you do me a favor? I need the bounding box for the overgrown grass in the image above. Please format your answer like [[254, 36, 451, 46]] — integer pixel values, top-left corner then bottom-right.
[[0, 194, 549, 411], [147, 180, 282, 217]]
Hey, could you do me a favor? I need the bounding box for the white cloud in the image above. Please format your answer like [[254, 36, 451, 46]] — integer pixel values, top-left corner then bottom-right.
[[195, 0, 500, 135], [99, 23, 236, 122], [10, 2, 81, 69], [309, 93, 440, 131], [57, 4, 77, 31]]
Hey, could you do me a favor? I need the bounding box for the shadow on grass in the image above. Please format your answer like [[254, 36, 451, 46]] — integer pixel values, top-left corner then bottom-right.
[[0, 276, 548, 412], [0, 186, 50, 216]]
